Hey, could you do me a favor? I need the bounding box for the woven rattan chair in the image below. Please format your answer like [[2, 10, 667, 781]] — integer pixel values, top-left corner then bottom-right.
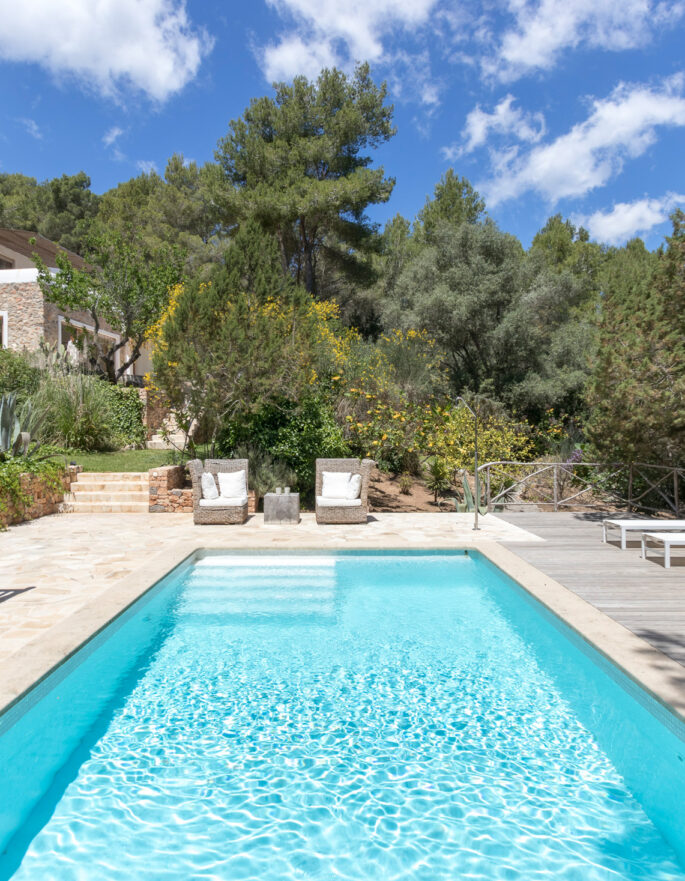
[[188, 458, 249, 525], [315, 458, 374, 525]]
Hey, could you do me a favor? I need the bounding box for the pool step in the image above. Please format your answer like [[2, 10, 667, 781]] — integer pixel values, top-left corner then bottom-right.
[[184, 559, 337, 618], [63, 472, 150, 514]]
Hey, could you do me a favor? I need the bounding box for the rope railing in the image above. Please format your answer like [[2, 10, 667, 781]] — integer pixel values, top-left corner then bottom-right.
[[475, 461, 685, 516]]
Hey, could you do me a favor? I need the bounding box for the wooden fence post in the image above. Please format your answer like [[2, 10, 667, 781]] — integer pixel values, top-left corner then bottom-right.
[[553, 464, 558, 511], [675, 469, 680, 518]]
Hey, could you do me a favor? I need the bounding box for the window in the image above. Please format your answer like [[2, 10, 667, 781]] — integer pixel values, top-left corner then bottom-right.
[[0, 257, 13, 270]]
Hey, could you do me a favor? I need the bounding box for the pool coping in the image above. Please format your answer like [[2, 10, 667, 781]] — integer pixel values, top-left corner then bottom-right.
[[1, 538, 684, 726]]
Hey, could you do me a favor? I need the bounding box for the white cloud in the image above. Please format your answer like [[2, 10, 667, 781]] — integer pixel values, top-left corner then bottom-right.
[[481, 75, 685, 206], [442, 95, 545, 159], [485, 0, 685, 82], [17, 118, 42, 140], [0, 0, 213, 102], [136, 160, 158, 174], [575, 192, 685, 244], [259, 0, 440, 103], [102, 126, 124, 147]]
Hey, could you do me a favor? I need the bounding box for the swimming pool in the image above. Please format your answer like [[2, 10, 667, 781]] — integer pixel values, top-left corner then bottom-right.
[[1, 550, 684, 880]]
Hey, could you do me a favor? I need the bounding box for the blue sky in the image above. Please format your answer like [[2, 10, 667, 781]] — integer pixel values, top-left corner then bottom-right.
[[0, 0, 684, 248]]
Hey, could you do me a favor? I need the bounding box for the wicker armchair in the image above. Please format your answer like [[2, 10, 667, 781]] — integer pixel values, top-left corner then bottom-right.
[[188, 458, 249, 525], [315, 458, 374, 524]]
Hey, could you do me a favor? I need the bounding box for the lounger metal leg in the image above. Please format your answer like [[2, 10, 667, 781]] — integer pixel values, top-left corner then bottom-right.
[[621, 529, 626, 550], [641, 535, 646, 559], [602, 523, 607, 543], [665, 545, 671, 569]]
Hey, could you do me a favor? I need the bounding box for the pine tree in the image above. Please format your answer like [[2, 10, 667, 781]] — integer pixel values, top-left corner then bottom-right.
[[586, 215, 685, 464], [214, 64, 395, 296]]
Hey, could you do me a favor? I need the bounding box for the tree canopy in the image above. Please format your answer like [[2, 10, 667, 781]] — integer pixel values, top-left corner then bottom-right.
[[214, 63, 395, 296]]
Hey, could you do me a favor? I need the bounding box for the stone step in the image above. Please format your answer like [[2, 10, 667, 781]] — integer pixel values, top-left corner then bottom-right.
[[71, 481, 148, 493], [68, 490, 149, 503], [76, 472, 149, 482], [61, 501, 150, 514], [146, 436, 186, 451]]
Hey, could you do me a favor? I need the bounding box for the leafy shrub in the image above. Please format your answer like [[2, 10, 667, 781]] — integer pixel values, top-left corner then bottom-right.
[[399, 473, 413, 495], [0, 350, 40, 401], [233, 444, 297, 499], [104, 385, 146, 447], [218, 395, 349, 493], [29, 372, 118, 451]]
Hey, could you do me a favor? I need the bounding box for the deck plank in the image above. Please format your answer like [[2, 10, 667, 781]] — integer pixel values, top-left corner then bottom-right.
[[496, 512, 685, 665]]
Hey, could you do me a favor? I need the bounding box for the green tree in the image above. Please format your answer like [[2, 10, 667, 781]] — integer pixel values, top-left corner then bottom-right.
[[586, 219, 685, 464], [214, 63, 395, 296], [153, 221, 321, 446], [95, 157, 221, 269], [383, 220, 525, 394], [415, 170, 486, 242], [0, 171, 99, 252], [35, 229, 184, 382]]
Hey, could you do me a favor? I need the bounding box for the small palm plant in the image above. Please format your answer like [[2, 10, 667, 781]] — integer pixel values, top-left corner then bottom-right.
[[425, 458, 452, 504]]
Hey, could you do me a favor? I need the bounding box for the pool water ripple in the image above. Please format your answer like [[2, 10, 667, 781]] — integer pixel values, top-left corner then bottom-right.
[[3, 553, 685, 880]]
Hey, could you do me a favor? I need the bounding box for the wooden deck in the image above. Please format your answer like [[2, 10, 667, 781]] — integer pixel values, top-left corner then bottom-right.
[[496, 512, 685, 666]]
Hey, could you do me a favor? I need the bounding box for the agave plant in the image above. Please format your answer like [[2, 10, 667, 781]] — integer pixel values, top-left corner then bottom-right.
[[0, 393, 32, 459]]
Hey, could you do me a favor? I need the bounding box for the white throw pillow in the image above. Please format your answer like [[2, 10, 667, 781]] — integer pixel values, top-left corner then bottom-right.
[[321, 471, 352, 499], [201, 471, 219, 500], [218, 469, 246, 499], [346, 473, 362, 500]]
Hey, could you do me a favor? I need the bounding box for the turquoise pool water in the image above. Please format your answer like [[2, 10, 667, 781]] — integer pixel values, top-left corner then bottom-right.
[[1, 551, 685, 880]]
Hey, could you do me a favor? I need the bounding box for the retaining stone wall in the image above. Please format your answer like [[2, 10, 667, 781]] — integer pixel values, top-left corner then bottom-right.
[[0, 466, 79, 528], [149, 465, 193, 513]]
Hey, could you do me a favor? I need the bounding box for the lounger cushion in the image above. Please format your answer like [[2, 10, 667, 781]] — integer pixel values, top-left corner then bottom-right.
[[199, 496, 248, 508], [346, 473, 362, 500], [321, 471, 353, 498], [316, 496, 362, 507], [201, 472, 219, 500], [217, 470, 247, 499]]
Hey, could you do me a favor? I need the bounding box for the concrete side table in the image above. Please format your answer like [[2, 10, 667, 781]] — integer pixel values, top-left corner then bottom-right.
[[264, 492, 300, 524]]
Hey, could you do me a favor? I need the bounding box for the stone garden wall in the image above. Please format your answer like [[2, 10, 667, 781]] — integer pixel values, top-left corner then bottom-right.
[[148, 465, 193, 513]]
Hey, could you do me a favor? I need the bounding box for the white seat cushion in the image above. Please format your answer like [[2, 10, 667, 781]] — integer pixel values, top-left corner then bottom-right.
[[346, 473, 362, 500], [199, 496, 248, 508], [201, 471, 219, 500], [217, 470, 247, 499], [321, 471, 353, 499], [316, 496, 362, 507]]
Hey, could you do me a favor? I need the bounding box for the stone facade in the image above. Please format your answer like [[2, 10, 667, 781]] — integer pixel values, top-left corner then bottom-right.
[[0, 281, 45, 351], [0, 279, 123, 354], [0, 466, 79, 528], [148, 464, 257, 514]]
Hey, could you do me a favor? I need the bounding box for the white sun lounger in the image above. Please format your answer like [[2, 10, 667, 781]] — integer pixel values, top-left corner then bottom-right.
[[602, 519, 685, 550], [641, 532, 685, 569]]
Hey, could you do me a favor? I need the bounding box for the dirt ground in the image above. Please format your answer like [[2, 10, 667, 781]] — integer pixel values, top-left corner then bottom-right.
[[368, 468, 455, 513]]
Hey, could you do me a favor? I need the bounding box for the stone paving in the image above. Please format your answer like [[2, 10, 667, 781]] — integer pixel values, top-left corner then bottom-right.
[[0, 511, 538, 663]]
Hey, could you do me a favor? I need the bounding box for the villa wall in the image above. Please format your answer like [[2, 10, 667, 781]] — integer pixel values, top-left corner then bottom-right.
[[0, 281, 44, 351], [0, 466, 79, 528]]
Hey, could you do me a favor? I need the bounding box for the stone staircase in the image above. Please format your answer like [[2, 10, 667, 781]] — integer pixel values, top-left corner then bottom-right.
[[146, 413, 190, 451], [63, 472, 149, 513]]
